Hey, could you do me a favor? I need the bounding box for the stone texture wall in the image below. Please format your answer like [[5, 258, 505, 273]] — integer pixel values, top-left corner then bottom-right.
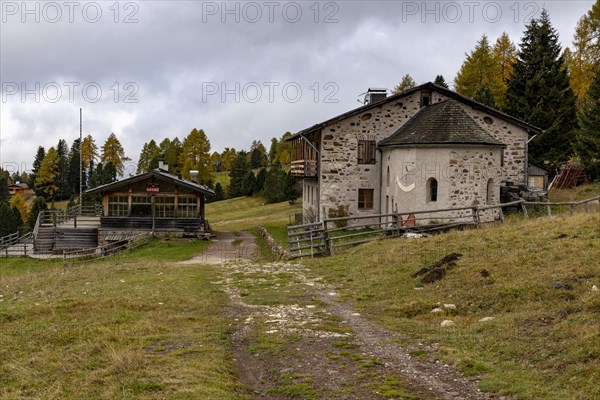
[[382, 146, 502, 223], [319, 91, 427, 218], [458, 104, 529, 185], [313, 89, 529, 221]]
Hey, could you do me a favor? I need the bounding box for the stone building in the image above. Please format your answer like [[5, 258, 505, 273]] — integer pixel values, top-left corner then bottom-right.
[[289, 82, 542, 223]]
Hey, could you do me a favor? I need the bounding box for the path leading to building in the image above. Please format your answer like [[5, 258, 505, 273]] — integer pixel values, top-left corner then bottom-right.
[[191, 232, 499, 399]]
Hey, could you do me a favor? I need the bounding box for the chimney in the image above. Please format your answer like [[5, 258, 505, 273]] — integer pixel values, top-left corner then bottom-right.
[[158, 160, 168, 171], [364, 88, 387, 105], [189, 170, 199, 182]]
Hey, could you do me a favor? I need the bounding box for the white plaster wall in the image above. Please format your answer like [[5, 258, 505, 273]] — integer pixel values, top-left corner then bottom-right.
[[381, 146, 503, 223]]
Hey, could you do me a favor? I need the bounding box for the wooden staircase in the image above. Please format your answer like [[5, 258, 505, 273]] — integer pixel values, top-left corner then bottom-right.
[[32, 208, 101, 254]]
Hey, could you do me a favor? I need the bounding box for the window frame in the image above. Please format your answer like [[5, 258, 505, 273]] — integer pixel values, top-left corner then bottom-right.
[[357, 140, 376, 164], [358, 188, 374, 210], [426, 178, 438, 203]]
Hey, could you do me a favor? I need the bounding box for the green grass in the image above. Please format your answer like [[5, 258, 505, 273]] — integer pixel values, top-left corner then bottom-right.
[[206, 196, 300, 232], [213, 171, 231, 189], [303, 212, 600, 399], [0, 240, 248, 399]]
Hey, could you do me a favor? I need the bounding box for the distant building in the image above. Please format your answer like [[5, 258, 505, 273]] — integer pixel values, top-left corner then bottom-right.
[[527, 163, 549, 190], [289, 82, 542, 224], [8, 182, 32, 196], [86, 168, 214, 241]]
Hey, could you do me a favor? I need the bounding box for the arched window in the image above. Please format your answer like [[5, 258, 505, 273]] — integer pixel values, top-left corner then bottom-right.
[[427, 178, 438, 203], [486, 178, 494, 204], [386, 166, 390, 187]]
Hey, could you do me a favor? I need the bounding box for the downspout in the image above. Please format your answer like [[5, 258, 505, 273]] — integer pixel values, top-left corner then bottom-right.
[[377, 147, 383, 216], [525, 132, 540, 187]]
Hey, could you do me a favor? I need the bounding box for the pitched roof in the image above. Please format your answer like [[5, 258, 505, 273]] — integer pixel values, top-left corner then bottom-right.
[[378, 99, 505, 147], [288, 82, 542, 140], [85, 169, 215, 196]]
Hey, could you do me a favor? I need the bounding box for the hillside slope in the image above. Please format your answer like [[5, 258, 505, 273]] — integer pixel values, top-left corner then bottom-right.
[[304, 213, 600, 399]]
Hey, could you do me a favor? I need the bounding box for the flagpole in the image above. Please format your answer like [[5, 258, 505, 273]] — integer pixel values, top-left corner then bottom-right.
[[79, 108, 82, 214]]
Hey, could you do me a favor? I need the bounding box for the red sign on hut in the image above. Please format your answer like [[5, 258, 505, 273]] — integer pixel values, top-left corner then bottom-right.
[[146, 184, 160, 193]]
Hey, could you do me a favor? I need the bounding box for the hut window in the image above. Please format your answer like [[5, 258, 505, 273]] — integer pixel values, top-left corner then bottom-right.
[[427, 178, 438, 203], [486, 178, 494, 204], [131, 196, 152, 217], [178, 196, 198, 218], [108, 195, 128, 217], [357, 140, 376, 164], [155, 197, 175, 218], [358, 189, 374, 210]]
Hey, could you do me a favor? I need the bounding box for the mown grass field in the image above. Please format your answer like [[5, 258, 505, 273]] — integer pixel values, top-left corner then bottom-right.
[[206, 196, 300, 235], [0, 239, 249, 400], [303, 211, 600, 399]]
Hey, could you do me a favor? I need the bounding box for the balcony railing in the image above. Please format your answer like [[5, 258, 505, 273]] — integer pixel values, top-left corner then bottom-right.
[[291, 159, 318, 177]]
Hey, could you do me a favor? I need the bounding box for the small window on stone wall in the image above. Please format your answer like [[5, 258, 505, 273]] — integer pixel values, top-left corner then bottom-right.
[[426, 178, 438, 203], [486, 178, 494, 204], [357, 140, 376, 164], [386, 166, 390, 187], [358, 189, 374, 210]]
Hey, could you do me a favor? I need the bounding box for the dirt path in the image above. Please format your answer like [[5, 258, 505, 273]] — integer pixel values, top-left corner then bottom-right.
[[199, 233, 498, 399], [179, 231, 258, 265]]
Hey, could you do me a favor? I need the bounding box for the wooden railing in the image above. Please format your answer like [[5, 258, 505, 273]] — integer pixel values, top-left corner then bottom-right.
[[62, 232, 150, 264], [291, 159, 318, 177], [287, 195, 600, 258]]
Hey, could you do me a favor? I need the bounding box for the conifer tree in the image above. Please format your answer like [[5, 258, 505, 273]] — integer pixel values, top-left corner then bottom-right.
[[433, 75, 449, 88], [35, 147, 60, 204], [455, 35, 502, 103], [505, 10, 578, 171], [392, 74, 417, 94], [575, 69, 600, 180], [101, 133, 127, 177], [228, 151, 248, 198]]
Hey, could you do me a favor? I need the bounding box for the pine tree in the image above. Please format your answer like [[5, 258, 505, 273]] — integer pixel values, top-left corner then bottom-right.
[[81, 134, 98, 171], [575, 68, 600, 180], [213, 182, 225, 201], [241, 171, 256, 196], [566, 0, 600, 103], [228, 151, 248, 198], [68, 138, 82, 196], [255, 167, 267, 193], [179, 128, 212, 182], [0, 202, 17, 236], [27, 196, 47, 230], [55, 139, 70, 200], [505, 10, 578, 171], [268, 138, 278, 166], [473, 84, 496, 108], [9, 194, 28, 226], [493, 32, 517, 109], [392, 74, 417, 94], [30, 146, 45, 195], [455, 35, 502, 103], [433, 75, 449, 88], [221, 147, 237, 171], [137, 140, 160, 173], [35, 147, 59, 204], [101, 133, 127, 176], [262, 166, 287, 204], [0, 175, 9, 204]]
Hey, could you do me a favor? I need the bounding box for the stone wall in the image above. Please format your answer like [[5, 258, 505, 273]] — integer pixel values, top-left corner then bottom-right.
[[319, 91, 429, 218], [312, 89, 529, 222], [382, 146, 502, 223], [458, 104, 529, 185], [256, 225, 289, 260]]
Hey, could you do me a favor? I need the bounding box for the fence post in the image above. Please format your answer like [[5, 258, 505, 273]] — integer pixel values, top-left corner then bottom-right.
[[569, 195, 575, 216], [498, 206, 505, 223], [471, 206, 479, 225], [521, 202, 529, 219], [546, 199, 552, 218], [322, 220, 332, 256]]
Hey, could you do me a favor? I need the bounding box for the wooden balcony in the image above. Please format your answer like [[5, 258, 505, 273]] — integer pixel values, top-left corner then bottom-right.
[[291, 159, 318, 177]]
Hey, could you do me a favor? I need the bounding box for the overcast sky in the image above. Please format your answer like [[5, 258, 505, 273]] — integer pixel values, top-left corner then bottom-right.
[[0, 0, 594, 175]]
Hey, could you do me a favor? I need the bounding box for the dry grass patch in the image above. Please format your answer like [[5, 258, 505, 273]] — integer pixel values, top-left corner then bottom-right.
[[0, 240, 247, 399], [304, 213, 600, 399]]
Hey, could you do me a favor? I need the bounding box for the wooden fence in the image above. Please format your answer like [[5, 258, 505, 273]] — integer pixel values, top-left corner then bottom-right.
[[287, 195, 600, 258]]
